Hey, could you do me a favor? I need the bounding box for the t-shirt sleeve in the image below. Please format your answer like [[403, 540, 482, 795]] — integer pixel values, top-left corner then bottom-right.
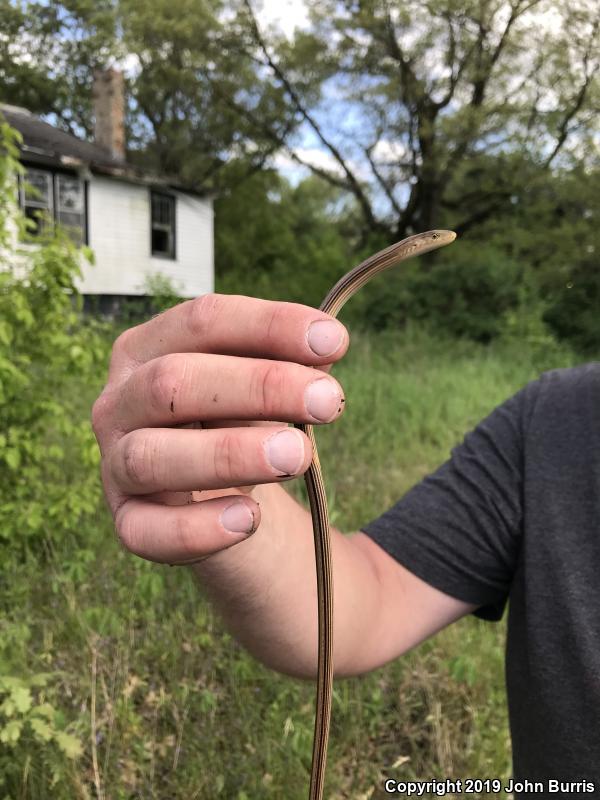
[[360, 379, 539, 621]]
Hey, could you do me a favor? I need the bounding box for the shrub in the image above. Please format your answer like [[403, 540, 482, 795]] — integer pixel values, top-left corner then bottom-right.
[[117, 271, 185, 323], [0, 671, 83, 790], [542, 255, 600, 355], [360, 241, 522, 343], [141, 271, 184, 312], [0, 118, 108, 560]]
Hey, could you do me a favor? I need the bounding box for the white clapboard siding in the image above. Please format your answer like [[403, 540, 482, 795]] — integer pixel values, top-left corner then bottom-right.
[[77, 175, 214, 298]]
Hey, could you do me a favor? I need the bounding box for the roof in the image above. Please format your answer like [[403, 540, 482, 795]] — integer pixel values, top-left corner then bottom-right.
[[0, 103, 206, 197]]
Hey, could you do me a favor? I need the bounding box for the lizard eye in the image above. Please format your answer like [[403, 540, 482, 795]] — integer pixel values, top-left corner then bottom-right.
[[432, 232, 440, 239]]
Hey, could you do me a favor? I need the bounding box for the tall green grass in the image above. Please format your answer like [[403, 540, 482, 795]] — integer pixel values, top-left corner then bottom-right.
[[2, 324, 578, 799]]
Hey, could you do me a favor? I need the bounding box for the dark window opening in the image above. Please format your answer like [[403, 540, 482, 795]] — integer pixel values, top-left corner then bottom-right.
[[56, 173, 85, 246], [151, 191, 176, 259], [24, 205, 50, 237], [18, 167, 86, 245]]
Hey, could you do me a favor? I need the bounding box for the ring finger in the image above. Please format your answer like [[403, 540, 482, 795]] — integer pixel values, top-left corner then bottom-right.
[[109, 425, 312, 496]]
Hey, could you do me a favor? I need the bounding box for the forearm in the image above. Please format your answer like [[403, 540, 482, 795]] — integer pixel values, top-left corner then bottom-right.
[[191, 481, 381, 678]]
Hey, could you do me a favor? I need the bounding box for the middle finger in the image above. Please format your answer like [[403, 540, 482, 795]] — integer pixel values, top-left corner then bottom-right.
[[114, 352, 345, 434]]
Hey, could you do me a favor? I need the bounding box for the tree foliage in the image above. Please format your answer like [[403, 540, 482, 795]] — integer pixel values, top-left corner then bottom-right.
[[236, 0, 599, 240], [215, 170, 358, 308], [0, 0, 118, 134], [3, 0, 597, 230], [119, 0, 300, 191]]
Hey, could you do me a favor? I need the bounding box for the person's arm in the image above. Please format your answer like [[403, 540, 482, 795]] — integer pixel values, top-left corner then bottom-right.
[[92, 294, 476, 682], [192, 481, 475, 678]]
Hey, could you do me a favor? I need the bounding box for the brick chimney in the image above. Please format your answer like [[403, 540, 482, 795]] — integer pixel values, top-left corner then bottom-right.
[[92, 68, 125, 161]]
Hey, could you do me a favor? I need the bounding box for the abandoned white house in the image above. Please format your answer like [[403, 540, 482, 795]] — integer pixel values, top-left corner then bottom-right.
[[1, 69, 214, 314]]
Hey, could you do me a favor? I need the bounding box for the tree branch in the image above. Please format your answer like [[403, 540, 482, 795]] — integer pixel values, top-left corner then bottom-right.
[[433, 11, 470, 110], [209, 141, 282, 195], [453, 195, 513, 236], [441, 2, 530, 184], [544, 12, 600, 168], [380, 0, 421, 109], [242, 0, 380, 232], [211, 80, 356, 193], [364, 143, 403, 217], [395, 180, 421, 238]]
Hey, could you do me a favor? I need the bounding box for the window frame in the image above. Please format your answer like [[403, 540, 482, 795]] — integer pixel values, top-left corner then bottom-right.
[[150, 190, 177, 261], [17, 164, 87, 246]]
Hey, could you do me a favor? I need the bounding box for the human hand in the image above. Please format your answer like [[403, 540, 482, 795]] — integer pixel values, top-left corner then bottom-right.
[[91, 294, 348, 565]]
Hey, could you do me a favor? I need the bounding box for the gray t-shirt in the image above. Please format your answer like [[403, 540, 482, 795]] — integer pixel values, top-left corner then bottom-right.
[[360, 363, 600, 793]]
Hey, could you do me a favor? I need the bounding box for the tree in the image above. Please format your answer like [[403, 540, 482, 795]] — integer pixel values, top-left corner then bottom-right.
[[118, 0, 296, 191], [215, 170, 357, 307], [0, 0, 300, 192], [0, 0, 118, 135], [234, 0, 599, 241]]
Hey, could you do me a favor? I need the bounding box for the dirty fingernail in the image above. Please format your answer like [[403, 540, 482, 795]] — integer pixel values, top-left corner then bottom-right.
[[220, 501, 255, 534], [265, 429, 305, 475], [307, 320, 345, 356]]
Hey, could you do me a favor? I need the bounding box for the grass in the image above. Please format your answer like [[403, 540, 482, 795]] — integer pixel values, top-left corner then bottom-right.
[[1, 320, 579, 799]]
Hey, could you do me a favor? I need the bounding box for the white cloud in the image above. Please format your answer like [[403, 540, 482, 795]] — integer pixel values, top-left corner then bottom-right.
[[271, 146, 343, 184], [257, 0, 309, 38], [293, 146, 345, 174], [270, 144, 377, 187], [118, 53, 142, 78], [371, 139, 408, 164]]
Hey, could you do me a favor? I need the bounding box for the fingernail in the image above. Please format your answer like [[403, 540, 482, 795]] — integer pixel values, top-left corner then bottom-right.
[[220, 501, 255, 534], [307, 320, 345, 357], [265, 429, 305, 475], [305, 378, 342, 422]]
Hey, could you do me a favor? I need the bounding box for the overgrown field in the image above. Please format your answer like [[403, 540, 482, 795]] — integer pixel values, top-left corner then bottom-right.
[[0, 316, 580, 799]]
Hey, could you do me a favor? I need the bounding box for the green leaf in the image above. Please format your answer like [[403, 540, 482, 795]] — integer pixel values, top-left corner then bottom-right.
[[0, 698, 15, 717], [29, 673, 52, 688], [0, 720, 22, 744], [55, 731, 82, 759], [30, 717, 54, 742], [0, 321, 12, 346], [11, 685, 32, 714], [33, 702, 56, 719], [86, 442, 101, 466], [4, 448, 20, 471], [47, 444, 64, 460]]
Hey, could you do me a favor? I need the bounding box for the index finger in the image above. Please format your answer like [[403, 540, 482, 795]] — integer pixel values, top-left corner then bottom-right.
[[108, 294, 349, 382]]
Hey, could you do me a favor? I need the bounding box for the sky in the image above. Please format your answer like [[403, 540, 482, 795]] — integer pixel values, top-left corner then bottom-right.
[[257, 0, 309, 37]]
